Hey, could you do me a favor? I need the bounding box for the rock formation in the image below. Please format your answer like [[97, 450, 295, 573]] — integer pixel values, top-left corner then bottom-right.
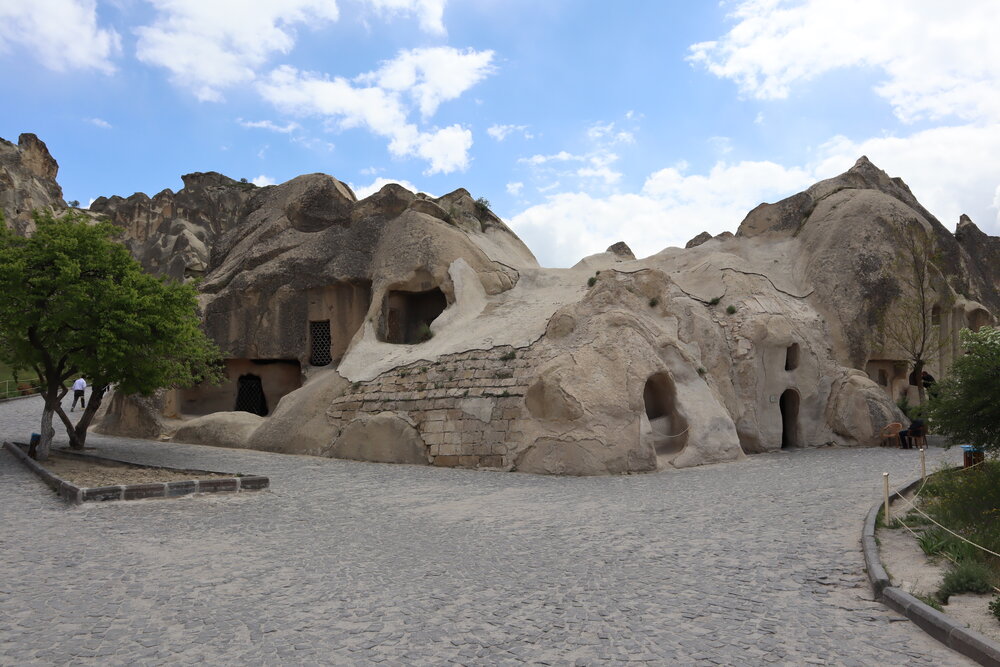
[[2, 135, 997, 475], [0, 133, 64, 233]]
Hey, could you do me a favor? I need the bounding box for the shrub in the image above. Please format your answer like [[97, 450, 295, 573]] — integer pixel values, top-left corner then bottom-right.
[[990, 595, 1000, 622], [474, 197, 491, 216], [587, 276, 597, 287], [708, 297, 721, 306], [928, 327, 1000, 455], [916, 527, 951, 557], [937, 560, 995, 603], [500, 351, 516, 361], [649, 297, 659, 307], [726, 304, 737, 314], [921, 462, 1000, 563], [416, 323, 434, 342], [697, 367, 706, 376]]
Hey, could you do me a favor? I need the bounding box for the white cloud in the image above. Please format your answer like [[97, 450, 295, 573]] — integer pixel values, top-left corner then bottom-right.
[[86, 117, 112, 129], [688, 0, 1000, 123], [506, 181, 524, 196], [238, 118, 300, 133], [136, 0, 341, 101], [136, 1, 455, 101], [365, 0, 447, 34], [576, 166, 621, 185], [519, 151, 584, 166], [510, 122, 1000, 267], [708, 136, 732, 155], [0, 0, 120, 73], [488, 124, 531, 141], [252, 174, 277, 186], [363, 47, 493, 117], [351, 176, 423, 199], [811, 124, 1000, 233], [586, 121, 633, 144], [511, 160, 814, 267], [257, 53, 489, 174]]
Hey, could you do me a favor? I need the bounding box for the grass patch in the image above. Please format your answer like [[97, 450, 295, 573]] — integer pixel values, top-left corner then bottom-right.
[[937, 560, 995, 603]]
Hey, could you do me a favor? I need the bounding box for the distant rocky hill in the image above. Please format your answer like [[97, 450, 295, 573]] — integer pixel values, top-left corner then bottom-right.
[[2, 133, 997, 475]]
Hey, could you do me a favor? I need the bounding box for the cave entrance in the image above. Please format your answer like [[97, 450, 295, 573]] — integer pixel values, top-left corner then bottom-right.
[[235, 373, 269, 416], [779, 389, 800, 449], [379, 287, 447, 344], [642, 372, 689, 459], [785, 343, 800, 371]]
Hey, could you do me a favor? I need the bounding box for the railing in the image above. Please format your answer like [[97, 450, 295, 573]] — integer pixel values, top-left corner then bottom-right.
[[0, 377, 42, 400]]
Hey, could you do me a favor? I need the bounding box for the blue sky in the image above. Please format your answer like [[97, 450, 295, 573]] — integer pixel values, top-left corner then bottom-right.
[[2, 0, 999, 266]]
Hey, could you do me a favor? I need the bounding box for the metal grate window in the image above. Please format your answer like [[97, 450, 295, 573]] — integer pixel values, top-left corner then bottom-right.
[[310, 320, 332, 366]]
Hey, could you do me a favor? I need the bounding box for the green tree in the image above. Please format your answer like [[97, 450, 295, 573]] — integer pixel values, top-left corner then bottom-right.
[[927, 327, 1000, 455], [0, 210, 221, 460], [877, 227, 953, 403]]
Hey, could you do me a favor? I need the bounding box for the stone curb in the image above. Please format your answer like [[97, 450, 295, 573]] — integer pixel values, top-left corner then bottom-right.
[[862, 475, 1000, 666], [2, 441, 269, 505]]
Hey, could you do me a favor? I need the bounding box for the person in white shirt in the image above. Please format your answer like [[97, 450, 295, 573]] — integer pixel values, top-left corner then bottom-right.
[[71, 377, 87, 411]]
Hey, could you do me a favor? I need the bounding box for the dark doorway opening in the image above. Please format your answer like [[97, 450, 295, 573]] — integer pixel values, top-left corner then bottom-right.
[[642, 372, 689, 458], [785, 343, 800, 371], [379, 287, 447, 344], [235, 374, 269, 416], [779, 389, 799, 449]]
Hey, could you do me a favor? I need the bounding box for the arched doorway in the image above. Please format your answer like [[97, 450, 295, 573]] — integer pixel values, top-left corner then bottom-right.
[[779, 389, 799, 448], [235, 374, 269, 416], [642, 372, 689, 460]]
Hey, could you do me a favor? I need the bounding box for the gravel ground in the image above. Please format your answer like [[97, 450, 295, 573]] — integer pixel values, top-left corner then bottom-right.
[[0, 395, 972, 665]]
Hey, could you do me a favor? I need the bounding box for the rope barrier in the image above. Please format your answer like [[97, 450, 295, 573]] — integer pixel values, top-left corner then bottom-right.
[[891, 510, 1000, 595], [882, 453, 1000, 594], [894, 492, 1000, 560]]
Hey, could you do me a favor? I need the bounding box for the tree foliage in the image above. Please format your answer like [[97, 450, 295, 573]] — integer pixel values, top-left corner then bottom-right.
[[0, 210, 221, 459], [927, 327, 1000, 454]]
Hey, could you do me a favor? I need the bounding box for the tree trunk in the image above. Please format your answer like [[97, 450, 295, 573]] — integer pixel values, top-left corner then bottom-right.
[[71, 385, 107, 449], [31, 392, 59, 461], [914, 359, 926, 405]]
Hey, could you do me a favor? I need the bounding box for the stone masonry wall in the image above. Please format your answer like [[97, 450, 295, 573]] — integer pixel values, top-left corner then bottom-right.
[[328, 344, 555, 469]]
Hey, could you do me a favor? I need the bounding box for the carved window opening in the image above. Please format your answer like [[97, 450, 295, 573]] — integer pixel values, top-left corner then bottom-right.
[[969, 308, 991, 333], [780, 389, 800, 449], [310, 320, 333, 366], [931, 304, 941, 326], [235, 373, 269, 416], [785, 343, 800, 371], [379, 287, 447, 344], [642, 372, 689, 458], [877, 369, 889, 386]]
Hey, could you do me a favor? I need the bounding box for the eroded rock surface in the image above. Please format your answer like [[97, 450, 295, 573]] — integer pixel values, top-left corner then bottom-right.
[[4, 134, 997, 475]]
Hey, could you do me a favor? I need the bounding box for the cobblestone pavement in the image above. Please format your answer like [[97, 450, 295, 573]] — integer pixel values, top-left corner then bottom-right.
[[0, 395, 973, 665]]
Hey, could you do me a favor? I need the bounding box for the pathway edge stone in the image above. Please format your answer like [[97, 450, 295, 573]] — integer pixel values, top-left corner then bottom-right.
[[2, 440, 268, 504], [862, 475, 1000, 667]]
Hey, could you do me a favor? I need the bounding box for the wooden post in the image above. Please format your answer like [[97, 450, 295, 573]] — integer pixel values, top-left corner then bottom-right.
[[920, 448, 926, 481], [883, 472, 891, 525]]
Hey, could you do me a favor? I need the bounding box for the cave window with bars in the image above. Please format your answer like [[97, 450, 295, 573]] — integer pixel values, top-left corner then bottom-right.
[[310, 320, 332, 366]]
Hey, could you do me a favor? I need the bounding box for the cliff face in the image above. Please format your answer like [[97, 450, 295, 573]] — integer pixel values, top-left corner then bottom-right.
[[4, 132, 1000, 475], [89, 172, 260, 279], [0, 133, 64, 232], [736, 156, 1000, 366]]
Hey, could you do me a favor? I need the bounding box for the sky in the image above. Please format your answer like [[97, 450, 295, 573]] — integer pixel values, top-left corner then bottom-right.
[[1, 0, 999, 267]]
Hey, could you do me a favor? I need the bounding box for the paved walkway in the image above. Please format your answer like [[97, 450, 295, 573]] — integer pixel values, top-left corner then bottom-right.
[[0, 395, 972, 665]]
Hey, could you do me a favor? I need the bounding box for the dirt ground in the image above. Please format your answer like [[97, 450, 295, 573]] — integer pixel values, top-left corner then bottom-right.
[[879, 494, 1000, 643], [40, 454, 230, 488]]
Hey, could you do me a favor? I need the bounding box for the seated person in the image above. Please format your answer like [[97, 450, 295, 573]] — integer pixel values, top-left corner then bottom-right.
[[898, 418, 925, 449]]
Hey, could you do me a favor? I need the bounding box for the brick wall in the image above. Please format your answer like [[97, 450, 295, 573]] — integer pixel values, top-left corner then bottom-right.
[[328, 345, 553, 469]]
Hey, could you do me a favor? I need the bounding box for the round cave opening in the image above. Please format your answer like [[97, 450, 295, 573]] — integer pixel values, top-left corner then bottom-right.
[[641, 372, 689, 459]]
